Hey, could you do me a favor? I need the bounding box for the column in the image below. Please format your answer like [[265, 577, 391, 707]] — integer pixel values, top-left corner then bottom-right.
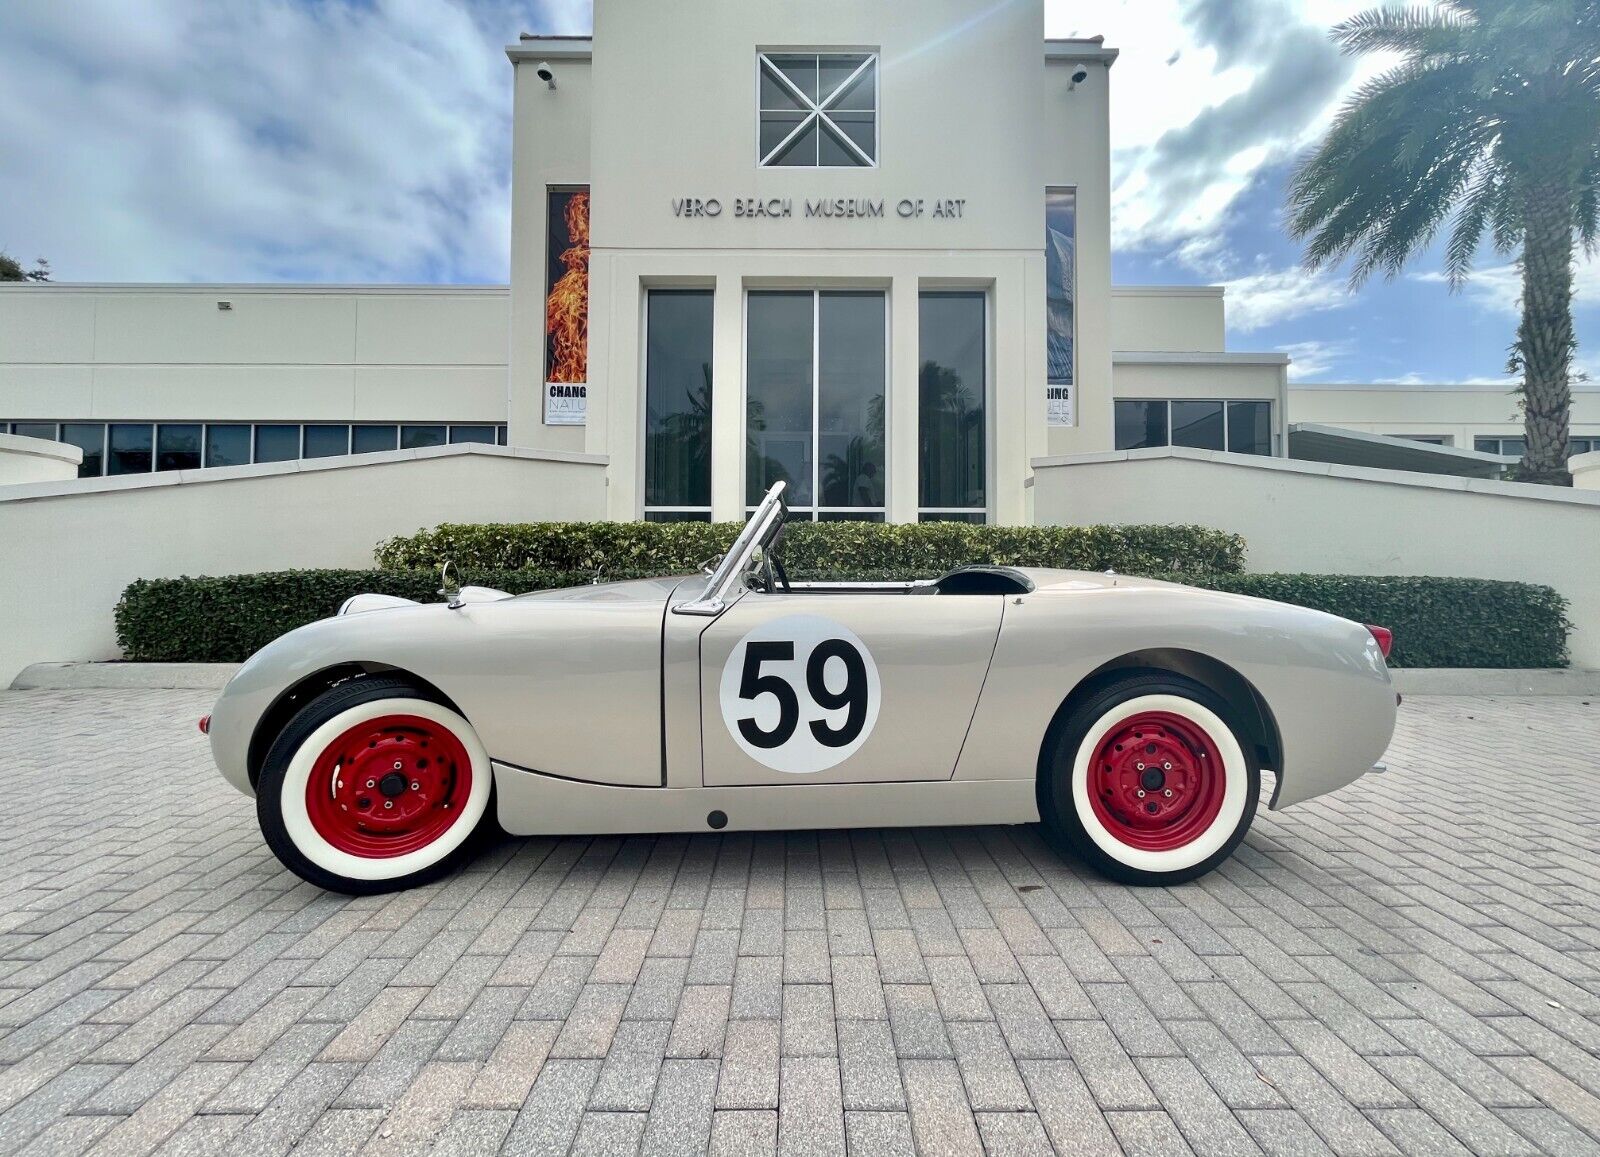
[[710, 272, 745, 522], [887, 274, 921, 524]]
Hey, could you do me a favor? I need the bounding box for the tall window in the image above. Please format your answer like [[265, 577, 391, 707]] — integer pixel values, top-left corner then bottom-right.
[[645, 290, 714, 522], [1115, 400, 1272, 455], [1045, 189, 1076, 426], [758, 53, 877, 168], [747, 291, 885, 520], [919, 293, 987, 522]]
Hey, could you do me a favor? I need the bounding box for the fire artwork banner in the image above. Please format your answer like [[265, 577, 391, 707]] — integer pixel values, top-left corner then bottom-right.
[[1045, 188, 1076, 427], [545, 188, 590, 425]]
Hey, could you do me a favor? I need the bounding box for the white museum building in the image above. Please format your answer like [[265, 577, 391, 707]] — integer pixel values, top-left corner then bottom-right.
[[4, 0, 1595, 520], [2, 0, 1598, 684]]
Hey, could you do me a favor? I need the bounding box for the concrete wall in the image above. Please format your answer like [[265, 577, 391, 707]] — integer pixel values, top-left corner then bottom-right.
[[0, 432, 80, 485], [0, 444, 607, 686], [0, 284, 510, 425], [1110, 287, 1225, 353], [1573, 449, 1600, 490], [1031, 447, 1600, 667], [1289, 383, 1600, 450]]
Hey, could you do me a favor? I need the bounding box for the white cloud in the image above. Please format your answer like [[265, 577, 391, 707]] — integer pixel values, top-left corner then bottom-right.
[[0, 0, 581, 282], [1277, 339, 1349, 380], [1412, 256, 1600, 319], [1219, 266, 1353, 333]]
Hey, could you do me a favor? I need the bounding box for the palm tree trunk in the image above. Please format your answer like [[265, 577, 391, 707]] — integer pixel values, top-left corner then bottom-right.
[[1515, 182, 1575, 486]]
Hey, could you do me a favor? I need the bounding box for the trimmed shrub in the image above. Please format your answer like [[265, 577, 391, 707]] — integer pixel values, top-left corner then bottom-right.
[[117, 567, 1568, 669], [1183, 574, 1569, 669], [374, 520, 1247, 577]]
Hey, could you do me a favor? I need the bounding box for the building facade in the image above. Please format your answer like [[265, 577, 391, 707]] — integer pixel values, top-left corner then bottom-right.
[[5, 0, 1589, 518]]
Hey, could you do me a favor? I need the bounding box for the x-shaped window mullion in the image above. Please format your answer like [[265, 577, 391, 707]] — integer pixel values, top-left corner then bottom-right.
[[759, 54, 875, 167]]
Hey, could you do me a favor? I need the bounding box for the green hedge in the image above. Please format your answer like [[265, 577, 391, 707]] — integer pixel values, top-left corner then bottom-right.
[[1185, 574, 1569, 669], [117, 568, 1567, 668], [374, 520, 1246, 577]]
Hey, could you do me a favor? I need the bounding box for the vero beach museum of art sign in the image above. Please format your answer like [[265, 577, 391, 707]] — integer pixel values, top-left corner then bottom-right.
[[672, 197, 968, 219]]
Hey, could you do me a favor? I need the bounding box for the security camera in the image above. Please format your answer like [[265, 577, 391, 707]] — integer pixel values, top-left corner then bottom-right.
[[536, 62, 556, 89], [1069, 65, 1089, 87]]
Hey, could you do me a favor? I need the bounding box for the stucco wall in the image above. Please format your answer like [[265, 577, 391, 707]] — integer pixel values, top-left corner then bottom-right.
[[1573, 449, 1600, 490], [1288, 383, 1600, 449], [1110, 287, 1225, 354], [0, 285, 510, 425], [0, 432, 81, 485], [0, 445, 607, 686], [1031, 447, 1600, 667]]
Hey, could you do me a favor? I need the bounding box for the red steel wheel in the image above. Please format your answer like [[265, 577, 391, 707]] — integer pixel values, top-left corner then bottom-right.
[[1085, 710, 1227, 852], [302, 714, 472, 858]]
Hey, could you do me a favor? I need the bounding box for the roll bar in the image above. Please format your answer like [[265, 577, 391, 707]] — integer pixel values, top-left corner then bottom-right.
[[671, 480, 788, 617]]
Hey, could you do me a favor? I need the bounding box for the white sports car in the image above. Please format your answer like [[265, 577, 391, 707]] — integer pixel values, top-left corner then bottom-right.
[[205, 482, 1398, 894]]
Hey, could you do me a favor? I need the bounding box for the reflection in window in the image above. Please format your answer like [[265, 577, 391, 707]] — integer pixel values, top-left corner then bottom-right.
[[353, 425, 399, 454], [758, 53, 877, 168], [1116, 400, 1272, 455], [61, 424, 104, 477], [401, 425, 446, 449], [747, 291, 886, 519], [1115, 401, 1168, 450], [919, 292, 986, 520], [156, 424, 202, 471], [1226, 402, 1272, 456], [254, 425, 299, 463], [1171, 401, 1225, 451], [303, 425, 351, 458], [449, 425, 497, 445], [12, 422, 56, 441], [108, 424, 153, 475], [645, 290, 714, 517], [206, 425, 251, 468]]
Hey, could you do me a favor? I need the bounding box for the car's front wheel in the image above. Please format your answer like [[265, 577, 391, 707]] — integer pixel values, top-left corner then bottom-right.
[[256, 676, 495, 895], [1039, 673, 1259, 885]]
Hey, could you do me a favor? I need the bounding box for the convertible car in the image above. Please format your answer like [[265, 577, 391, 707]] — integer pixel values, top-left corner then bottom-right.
[[205, 481, 1397, 894]]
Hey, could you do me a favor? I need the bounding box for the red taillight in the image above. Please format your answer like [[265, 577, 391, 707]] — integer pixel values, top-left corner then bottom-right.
[[198, 715, 210, 735], [1365, 625, 1393, 659]]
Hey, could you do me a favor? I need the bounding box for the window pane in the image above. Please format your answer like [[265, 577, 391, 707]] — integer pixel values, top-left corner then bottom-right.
[[767, 118, 819, 166], [401, 424, 446, 449], [303, 424, 350, 458], [919, 511, 986, 524], [817, 511, 884, 522], [108, 424, 153, 475], [1045, 189, 1076, 389], [1226, 401, 1271, 456], [1115, 401, 1167, 450], [61, 423, 104, 477], [156, 423, 201, 471], [646, 290, 714, 510], [766, 53, 818, 102], [449, 425, 496, 445], [819, 118, 869, 166], [818, 292, 885, 508], [1574, 438, 1593, 455], [353, 424, 398, 454], [918, 293, 986, 511], [827, 57, 875, 110], [1501, 437, 1525, 457], [759, 57, 809, 110], [254, 424, 299, 463], [496, 425, 508, 445], [645, 511, 713, 523], [1171, 401, 1225, 450], [205, 424, 250, 468], [747, 292, 815, 507], [12, 422, 56, 440]]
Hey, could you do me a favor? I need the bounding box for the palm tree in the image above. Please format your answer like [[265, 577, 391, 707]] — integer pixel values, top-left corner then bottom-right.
[[1287, 1, 1600, 485]]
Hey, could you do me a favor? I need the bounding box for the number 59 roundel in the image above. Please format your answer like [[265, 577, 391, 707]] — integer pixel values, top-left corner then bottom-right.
[[718, 615, 882, 774]]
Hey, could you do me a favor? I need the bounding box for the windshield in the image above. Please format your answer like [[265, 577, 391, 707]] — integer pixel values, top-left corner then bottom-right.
[[674, 481, 787, 616]]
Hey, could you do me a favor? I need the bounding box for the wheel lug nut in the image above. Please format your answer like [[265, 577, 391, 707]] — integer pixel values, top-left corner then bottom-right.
[[366, 779, 375, 788], [1163, 789, 1173, 797], [1135, 762, 1145, 771], [383, 800, 394, 809], [393, 761, 403, 771], [1136, 789, 1146, 798], [410, 781, 420, 791], [1162, 762, 1172, 771]]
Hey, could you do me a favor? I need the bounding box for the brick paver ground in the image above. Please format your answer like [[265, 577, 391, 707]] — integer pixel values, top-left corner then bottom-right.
[[0, 689, 1597, 1155]]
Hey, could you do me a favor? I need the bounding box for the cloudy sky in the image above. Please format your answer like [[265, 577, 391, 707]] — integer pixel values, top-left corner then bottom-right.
[[1, 0, 1594, 384]]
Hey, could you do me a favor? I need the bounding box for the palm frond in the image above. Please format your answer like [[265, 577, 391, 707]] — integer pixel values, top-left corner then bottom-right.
[[1332, 4, 1474, 57], [1443, 164, 1496, 285]]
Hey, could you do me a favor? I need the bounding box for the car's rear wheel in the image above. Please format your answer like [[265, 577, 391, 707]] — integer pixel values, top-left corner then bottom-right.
[[1039, 673, 1259, 885], [256, 676, 495, 895]]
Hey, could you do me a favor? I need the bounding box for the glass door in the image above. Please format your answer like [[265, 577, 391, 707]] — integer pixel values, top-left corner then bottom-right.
[[746, 290, 886, 521]]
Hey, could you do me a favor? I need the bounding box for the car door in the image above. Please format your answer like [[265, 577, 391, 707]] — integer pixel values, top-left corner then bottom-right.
[[698, 590, 1004, 787]]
